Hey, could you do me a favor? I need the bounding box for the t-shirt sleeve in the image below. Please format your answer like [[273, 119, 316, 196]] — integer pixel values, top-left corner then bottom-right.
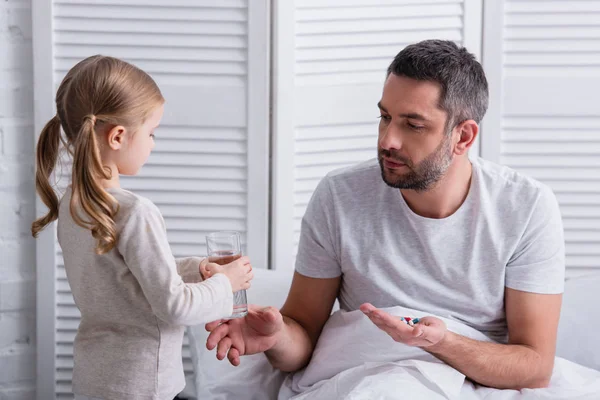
[[505, 185, 565, 294], [295, 176, 342, 279], [117, 201, 233, 325]]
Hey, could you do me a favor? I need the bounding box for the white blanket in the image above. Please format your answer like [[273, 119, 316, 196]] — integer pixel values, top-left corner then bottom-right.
[[278, 307, 600, 400]]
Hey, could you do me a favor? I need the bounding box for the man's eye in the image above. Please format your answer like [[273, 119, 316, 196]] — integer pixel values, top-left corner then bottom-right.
[[378, 115, 391, 122], [408, 123, 424, 131]]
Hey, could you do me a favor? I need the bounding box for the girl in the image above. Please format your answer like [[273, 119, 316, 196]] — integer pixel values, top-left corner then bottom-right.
[[31, 55, 253, 400]]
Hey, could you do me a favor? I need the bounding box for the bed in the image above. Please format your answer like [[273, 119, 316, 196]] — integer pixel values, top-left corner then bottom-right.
[[181, 269, 600, 399]]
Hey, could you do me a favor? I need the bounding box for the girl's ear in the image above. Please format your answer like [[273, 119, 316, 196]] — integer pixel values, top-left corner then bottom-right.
[[106, 125, 127, 150]]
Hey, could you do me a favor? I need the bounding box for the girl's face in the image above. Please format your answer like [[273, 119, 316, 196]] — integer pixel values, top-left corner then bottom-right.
[[118, 104, 164, 176]]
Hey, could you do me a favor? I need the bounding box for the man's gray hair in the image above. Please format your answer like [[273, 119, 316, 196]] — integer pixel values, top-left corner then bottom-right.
[[387, 39, 489, 129]]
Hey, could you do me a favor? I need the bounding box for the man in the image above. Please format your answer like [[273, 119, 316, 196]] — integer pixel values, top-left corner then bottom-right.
[[205, 39, 565, 390]]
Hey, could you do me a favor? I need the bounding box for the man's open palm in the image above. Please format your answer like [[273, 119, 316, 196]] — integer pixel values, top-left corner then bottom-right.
[[360, 303, 447, 348]]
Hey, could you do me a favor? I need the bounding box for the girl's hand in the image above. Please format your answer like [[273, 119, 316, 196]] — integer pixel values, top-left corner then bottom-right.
[[199, 258, 222, 280], [204, 256, 253, 293]]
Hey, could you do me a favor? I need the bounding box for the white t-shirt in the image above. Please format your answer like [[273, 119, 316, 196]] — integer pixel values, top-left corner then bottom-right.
[[296, 158, 565, 342]]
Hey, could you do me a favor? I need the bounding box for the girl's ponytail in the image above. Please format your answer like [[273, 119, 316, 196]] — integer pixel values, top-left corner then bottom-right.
[[32, 115, 62, 237], [31, 55, 163, 253], [70, 115, 118, 254]]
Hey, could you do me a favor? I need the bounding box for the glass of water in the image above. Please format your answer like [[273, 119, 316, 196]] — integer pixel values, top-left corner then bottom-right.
[[206, 231, 248, 319]]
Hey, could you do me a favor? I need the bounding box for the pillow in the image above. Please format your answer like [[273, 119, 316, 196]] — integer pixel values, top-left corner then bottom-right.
[[556, 274, 600, 371], [186, 268, 293, 399]]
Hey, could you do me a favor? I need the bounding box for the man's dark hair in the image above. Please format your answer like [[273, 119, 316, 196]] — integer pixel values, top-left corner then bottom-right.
[[387, 39, 489, 128]]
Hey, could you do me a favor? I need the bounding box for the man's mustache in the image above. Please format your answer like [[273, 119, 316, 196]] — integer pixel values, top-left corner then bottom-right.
[[378, 149, 412, 168]]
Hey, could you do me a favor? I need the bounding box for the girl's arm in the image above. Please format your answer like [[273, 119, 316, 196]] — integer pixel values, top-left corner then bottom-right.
[[118, 200, 233, 325], [175, 257, 203, 283]]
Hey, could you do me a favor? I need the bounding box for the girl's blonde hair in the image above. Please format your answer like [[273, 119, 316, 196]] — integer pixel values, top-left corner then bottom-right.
[[31, 55, 164, 254]]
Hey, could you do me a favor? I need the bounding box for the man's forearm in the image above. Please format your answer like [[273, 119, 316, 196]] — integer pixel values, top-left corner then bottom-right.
[[427, 331, 552, 389], [265, 316, 314, 372]]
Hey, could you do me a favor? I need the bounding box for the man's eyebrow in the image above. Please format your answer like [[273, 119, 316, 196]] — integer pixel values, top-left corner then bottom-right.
[[399, 113, 428, 121], [377, 102, 428, 121]]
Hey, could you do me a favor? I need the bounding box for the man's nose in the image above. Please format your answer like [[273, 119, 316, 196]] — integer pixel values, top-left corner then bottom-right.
[[379, 123, 403, 151]]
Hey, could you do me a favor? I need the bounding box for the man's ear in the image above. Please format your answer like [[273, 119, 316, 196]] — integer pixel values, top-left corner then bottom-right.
[[454, 120, 479, 156], [106, 125, 127, 151]]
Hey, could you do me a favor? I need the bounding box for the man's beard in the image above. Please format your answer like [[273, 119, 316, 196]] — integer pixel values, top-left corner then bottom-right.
[[378, 135, 453, 192]]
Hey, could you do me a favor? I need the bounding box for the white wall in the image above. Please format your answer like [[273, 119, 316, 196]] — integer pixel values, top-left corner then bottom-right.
[[0, 0, 36, 399]]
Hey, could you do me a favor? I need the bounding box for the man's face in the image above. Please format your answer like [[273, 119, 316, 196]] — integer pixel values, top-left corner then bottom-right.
[[377, 74, 454, 192]]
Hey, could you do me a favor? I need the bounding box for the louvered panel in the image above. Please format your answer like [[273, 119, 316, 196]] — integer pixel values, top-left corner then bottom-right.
[[503, 142, 600, 155], [55, 31, 246, 50], [564, 218, 600, 230], [58, 153, 247, 171], [123, 165, 246, 180], [134, 152, 247, 167], [504, 0, 600, 74], [120, 178, 246, 193], [55, 185, 248, 206], [505, 0, 600, 13], [55, 0, 246, 6], [148, 125, 246, 140], [501, 154, 600, 168], [501, 115, 600, 273], [294, 149, 375, 168], [53, 2, 248, 86], [127, 191, 245, 206], [54, 3, 246, 21], [158, 205, 246, 220], [499, 0, 600, 274], [289, 0, 478, 255], [295, 2, 464, 85], [298, 0, 460, 5], [148, 138, 245, 154]]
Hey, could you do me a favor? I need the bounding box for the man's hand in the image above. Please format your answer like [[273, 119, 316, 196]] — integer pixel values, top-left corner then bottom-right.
[[360, 303, 447, 348], [205, 305, 284, 366]]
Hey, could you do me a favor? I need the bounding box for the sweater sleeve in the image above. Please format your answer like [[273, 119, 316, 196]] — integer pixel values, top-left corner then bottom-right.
[[117, 201, 233, 325], [175, 257, 204, 283]]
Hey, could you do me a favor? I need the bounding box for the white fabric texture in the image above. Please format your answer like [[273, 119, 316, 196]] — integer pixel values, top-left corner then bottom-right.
[[279, 308, 600, 400], [186, 272, 600, 400], [187, 268, 292, 400]]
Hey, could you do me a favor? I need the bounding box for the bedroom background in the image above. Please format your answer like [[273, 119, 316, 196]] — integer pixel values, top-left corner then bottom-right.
[[0, 0, 598, 398]]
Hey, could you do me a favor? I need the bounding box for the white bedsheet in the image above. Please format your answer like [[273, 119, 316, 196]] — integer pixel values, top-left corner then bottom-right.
[[278, 307, 600, 400]]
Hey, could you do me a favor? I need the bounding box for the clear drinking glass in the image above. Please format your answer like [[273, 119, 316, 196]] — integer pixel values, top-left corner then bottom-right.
[[206, 231, 248, 319]]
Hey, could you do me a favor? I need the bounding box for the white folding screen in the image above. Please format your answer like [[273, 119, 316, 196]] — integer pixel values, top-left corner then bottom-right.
[[31, 0, 600, 397], [32, 1, 269, 398], [481, 0, 600, 279], [272, 0, 484, 272]]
